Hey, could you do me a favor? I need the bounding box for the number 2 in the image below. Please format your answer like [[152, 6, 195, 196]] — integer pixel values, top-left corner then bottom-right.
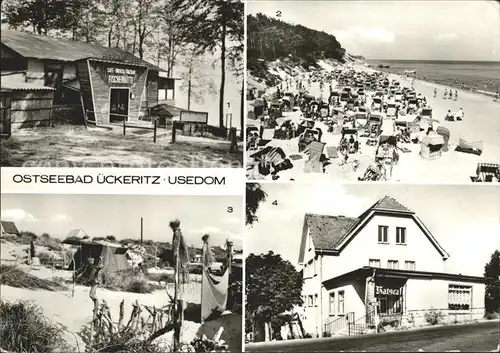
[[276, 10, 282, 17]]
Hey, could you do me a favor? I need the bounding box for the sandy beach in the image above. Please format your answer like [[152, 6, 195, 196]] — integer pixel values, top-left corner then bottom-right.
[[247, 60, 500, 183]]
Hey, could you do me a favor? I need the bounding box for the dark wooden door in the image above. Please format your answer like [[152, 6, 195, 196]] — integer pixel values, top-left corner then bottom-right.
[[0, 94, 12, 137], [110, 88, 129, 123]]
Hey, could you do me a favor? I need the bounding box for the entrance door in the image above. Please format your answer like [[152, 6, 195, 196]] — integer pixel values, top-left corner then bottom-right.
[[109, 88, 129, 123]]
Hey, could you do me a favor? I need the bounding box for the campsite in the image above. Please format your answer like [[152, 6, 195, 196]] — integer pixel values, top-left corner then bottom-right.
[[0, 209, 243, 353]]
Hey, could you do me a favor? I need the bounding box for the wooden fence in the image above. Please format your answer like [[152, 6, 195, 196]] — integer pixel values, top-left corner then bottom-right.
[[86, 110, 160, 143]]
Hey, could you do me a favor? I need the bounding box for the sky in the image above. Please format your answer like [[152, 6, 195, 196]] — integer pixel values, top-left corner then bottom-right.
[[1, 194, 243, 248], [246, 184, 500, 277], [247, 0, 500, 61]]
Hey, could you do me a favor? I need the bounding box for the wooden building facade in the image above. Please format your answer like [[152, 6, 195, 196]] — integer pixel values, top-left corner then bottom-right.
[[0, 30, 178, 133]]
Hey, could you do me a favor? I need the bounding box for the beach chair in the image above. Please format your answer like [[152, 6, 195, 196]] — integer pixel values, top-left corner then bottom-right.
[[473, 163, 500, 182]]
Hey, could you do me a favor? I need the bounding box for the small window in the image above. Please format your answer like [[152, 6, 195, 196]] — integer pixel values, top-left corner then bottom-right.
[[308, 295, 313, 307], [387, 260, 399, 270], [404, 261, 416, 271], [369, 259, 381, 268], [378, 225, 388, 243], [314, 294, 318, 307], [448, 285, 471, 311], [338, 291, 345, 314], [396, 227, 407, 244], [329, 292, 336, 315]]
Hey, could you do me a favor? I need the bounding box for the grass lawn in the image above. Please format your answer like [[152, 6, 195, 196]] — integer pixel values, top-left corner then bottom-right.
[[1, 126, 243, 168]]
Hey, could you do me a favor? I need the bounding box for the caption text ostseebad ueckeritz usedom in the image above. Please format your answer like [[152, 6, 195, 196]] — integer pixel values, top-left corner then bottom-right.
[[11, 174, 226, 185]]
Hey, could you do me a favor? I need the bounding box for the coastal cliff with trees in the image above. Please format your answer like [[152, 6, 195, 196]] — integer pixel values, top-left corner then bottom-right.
[[247, 13, 346, 84]]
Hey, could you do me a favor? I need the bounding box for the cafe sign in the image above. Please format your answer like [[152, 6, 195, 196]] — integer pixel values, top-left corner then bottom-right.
[[375, 285, 402, 296], [107, 67, 136, 84]]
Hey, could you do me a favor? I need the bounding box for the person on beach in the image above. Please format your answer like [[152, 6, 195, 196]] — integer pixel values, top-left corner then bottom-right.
[[454, 90, 458, 101], [444, 88, 448, 99], [456, 108, 464, 121], [434, 88, 437, 97]]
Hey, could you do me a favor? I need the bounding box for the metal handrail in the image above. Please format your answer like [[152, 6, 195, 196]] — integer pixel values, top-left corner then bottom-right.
[[324, 312, 354, 335], [349, 310, 376, 335]]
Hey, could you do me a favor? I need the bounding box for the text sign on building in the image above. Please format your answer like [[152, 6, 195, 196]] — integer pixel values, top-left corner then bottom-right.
[[180, 110, 208, 124], [107, 67, 136, 84], [375, 285, 402, 296]]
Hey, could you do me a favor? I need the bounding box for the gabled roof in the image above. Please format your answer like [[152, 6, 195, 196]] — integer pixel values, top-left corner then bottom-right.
[[1, 30, 162, 71], [0, 220, 20, 235], [305, 214, 358, 250], [298, 196, 449, 263], [357, 195, 414, 221], [67, 229, 87, 239]]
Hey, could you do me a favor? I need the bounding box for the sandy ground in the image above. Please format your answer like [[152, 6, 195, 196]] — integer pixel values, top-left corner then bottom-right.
[[0, 241, 242, 351], [2, 126, 243, 168], [247, 61, 500, 182]]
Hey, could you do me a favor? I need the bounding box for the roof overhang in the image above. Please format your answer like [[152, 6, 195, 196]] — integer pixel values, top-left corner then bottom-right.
[[323, 266, 486, 289]]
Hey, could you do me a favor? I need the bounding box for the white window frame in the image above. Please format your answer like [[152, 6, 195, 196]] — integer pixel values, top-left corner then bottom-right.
[[369, 259, 381, 268], [387, 260, 399, 270], [329, 292, 336, 315], [396, 227, 407, 245], [448, 284, 472, 311], [314, 294, 318, 307], [308, 295, 313, 307], [338, 290, 345, 314], [404, 260, 415, 270], [378, 225, 388, 243]]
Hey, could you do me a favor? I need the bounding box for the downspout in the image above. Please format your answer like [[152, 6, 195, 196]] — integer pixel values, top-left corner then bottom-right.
[[365, 268, 377, 312], [319, 251, 323, 337]]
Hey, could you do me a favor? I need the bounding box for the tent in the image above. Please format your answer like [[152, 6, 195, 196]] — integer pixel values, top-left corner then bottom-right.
[[62, 238, 129, 273]]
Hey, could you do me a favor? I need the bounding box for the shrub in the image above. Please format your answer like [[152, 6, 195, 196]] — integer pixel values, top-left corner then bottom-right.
[[322, 331, 332, 337], [35, 234, 62, 251], [124, 277, 154, 294], [0, 265, 65, 291], [189, 264, 203, 275], [37, 251, 53, 265], [0, 300, 68, 353], [0, 137, 22, 166], [424, 308, 444, 325], [146, 272, 175, 284], [485, 312, 500, 320]]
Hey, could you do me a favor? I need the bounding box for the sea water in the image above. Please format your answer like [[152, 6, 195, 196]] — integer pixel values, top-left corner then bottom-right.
[[368, 60, 500, 94]]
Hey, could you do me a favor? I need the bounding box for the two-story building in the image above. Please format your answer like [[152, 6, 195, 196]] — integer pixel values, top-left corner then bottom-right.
[[1, 30, 178, 134], [298, 196, 486, 337]]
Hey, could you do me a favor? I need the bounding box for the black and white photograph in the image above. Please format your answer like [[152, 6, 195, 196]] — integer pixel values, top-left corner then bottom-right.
[[0, 193, 243, 352], [0, 0, 243, 168], [245, 182, 500, 351], [246, 0, 500, 182]]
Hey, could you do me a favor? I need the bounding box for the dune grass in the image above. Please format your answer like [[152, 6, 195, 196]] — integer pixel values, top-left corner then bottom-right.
[[0, 300, 68, 353], [0, 265, 66, 291]]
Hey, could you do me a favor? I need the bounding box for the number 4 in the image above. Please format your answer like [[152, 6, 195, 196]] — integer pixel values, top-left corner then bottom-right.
[[272, 200, 278, 206]]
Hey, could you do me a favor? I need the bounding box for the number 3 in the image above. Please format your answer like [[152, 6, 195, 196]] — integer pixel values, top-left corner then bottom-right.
[[227, 207, 233, 213]]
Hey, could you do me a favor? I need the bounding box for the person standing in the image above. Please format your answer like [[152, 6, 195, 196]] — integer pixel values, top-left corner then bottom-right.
[[434, 88, 437, 97]]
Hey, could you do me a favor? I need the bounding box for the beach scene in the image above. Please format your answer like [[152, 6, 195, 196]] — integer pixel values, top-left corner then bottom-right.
[[246, 0, 500, 182]]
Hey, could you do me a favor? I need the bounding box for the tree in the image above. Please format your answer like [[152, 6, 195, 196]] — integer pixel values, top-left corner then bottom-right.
[[175, 0, 244, 128], [179, 48, 218, 110], [484, 249, 500, 314], [246, 251, 303, 340], [246, 183, 267, 226], [2, 0, 65, 35]]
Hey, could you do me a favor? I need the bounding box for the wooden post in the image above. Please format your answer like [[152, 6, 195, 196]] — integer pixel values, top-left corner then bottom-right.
[[173, 254, 180, 351], [123, 118, 126, 136], [140, 217, 143, 245], [229, 127, 237, 153], [171, 122, 177, 143], [72, 252, 76, 298], [153, 119, 157, 143]]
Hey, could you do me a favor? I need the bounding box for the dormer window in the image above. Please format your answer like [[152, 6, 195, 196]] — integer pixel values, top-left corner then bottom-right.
[[396, 227, 407, 244], [378, 225, 388, 243]]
